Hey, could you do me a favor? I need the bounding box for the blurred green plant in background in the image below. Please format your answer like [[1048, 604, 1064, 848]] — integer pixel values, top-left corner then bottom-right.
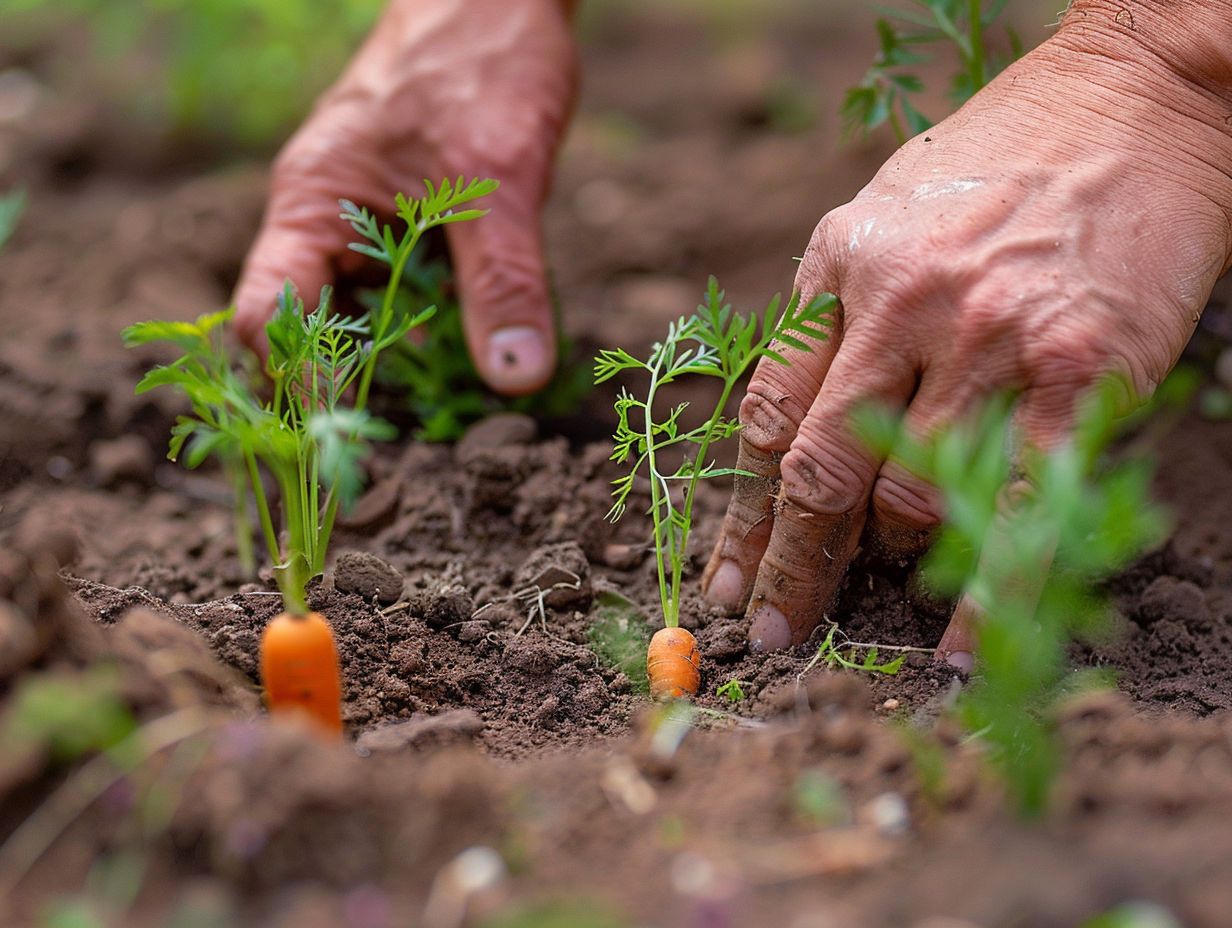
[[3, 0, 383, 147]]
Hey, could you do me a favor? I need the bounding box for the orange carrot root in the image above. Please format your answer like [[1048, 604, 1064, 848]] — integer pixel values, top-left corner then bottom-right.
[[646, 626, 701, 701], [259, 611, 343, 736]]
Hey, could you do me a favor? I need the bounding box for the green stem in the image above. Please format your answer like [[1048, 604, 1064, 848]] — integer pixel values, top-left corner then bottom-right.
[[356, 226, 422, 411], [244, 450, 281, 568], [968, 0, 985, 92], [643, 363, 675, 627], [673, 375, 741, 622], [276, 470, 309, 616], [316, 492, 340, 576]]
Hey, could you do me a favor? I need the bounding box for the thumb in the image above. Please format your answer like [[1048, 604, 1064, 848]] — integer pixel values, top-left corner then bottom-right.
[[233, 187, 348, 358], [446, 188, 556, 396]]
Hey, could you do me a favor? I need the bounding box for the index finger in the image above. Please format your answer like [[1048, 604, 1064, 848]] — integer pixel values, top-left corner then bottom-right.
[[744, 341, 916, 650]]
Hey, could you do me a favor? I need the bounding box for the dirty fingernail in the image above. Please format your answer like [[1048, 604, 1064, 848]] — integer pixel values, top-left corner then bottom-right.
[[486, 326, 549, 392], [747, 605, 792, 652], [704, 560, 744, 612], [945, 651, 974, 672]]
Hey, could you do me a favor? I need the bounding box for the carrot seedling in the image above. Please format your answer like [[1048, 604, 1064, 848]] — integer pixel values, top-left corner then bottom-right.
[[125, 177, 497, 733], [843, 0, 1022, 143], [596, 278, 834, 699]]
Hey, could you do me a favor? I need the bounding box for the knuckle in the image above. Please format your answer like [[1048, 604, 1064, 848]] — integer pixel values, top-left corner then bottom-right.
[[1026, 330, 1105, 390], [871, 468, 941, 531], [796, 206, 850, 295], [463, 249, 546, 317], [738, 373, 811, 453], [779, 438, 873, 516]]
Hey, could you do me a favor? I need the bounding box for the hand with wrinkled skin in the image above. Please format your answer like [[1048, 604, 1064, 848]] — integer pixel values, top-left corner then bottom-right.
[[234, 0, 577, 396], [702, 0, 1232, 663]]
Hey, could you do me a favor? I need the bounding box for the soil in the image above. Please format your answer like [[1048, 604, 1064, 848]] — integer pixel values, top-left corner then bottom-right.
[[3, 2, 1232, 926]]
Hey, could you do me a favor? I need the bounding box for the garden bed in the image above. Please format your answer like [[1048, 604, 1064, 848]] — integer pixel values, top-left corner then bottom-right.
[[4, 2, 1232, 925]]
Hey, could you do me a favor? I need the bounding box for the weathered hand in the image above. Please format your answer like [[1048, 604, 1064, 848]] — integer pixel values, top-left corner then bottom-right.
[[703, 0, 1232, 657], [234, 0, 577, 395]]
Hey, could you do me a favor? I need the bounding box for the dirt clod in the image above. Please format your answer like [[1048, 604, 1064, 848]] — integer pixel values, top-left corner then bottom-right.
[[89, 434, 155, 487], [333, 551, 404, 604], [455, 412, 538, 466]]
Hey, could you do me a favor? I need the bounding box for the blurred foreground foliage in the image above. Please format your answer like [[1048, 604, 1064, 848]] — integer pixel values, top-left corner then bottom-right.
[[2, 0, 383, 147]]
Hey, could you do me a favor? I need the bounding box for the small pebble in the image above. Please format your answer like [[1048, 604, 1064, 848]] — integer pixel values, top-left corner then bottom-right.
[[882, 698, 900, 712]]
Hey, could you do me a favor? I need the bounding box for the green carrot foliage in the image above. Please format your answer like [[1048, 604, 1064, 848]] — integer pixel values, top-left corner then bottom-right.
[[597, 278, 834, 629], [125, 178, 495, 613], [858, 380, 1168, 814]]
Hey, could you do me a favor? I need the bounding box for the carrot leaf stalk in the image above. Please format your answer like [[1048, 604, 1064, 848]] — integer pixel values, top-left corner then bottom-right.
[[596, 278, 835, 698]]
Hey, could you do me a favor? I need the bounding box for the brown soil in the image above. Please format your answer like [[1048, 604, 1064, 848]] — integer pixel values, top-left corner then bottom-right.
[[4, 2, 1232, 926]]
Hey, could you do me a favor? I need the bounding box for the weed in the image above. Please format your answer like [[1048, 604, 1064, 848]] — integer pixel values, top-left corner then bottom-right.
[[715, 679, 749, 703], [858, 380, 1168, 815], [125, 178, 495, 613], [1080, 903, 1181, 928], [586, 591, 652, 694], [596, 277, 834, 630], [801, 624, 910, 678], [0, 187, 25, 250], [843, 0, 1023, 143]]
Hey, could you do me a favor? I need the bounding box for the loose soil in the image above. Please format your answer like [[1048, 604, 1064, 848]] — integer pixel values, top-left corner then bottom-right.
[[3, 3, 1232, 926]]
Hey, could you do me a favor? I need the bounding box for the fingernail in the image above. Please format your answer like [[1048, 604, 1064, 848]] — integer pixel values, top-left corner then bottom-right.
[[486, 326, 550, 393], [704, 560, 744, 612], [747, 605, 792, 653], [945, 651, 974, 672]]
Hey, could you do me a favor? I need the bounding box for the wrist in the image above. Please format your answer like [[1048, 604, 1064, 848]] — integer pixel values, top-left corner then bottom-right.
[[1040, 2, 1232, 240], [1060, 0, 1232, 90]]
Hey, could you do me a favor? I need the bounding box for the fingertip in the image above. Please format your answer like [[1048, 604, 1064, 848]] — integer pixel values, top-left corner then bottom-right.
[[943, 651, 974, 672], [702, 559, 746, 614], [747, 604, 793, 653], [481, 323, 556, 396]]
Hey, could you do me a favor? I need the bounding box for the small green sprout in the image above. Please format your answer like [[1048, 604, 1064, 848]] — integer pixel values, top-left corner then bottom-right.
[[0, 187, 25, 250], [792, 769, 850, 827], [858, 380, 1168, 815], [586, 591, 652, 694], [125, 178, 496, 613], [715, 679, 749, 703], [596, 278, 835, 631], [800, 624, 908, 679], [843, 0, 1023, 143]]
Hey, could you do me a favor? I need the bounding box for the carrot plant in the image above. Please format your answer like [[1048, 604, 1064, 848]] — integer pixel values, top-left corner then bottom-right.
[[843, 0, 1022, 143], [859, 381, 1168, 814], [124, 177, 496, 730], [596, 278, 834, 698]]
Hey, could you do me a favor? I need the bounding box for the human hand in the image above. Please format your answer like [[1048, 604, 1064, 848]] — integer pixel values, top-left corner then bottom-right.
[[702, 0, 1232, 658], [233, 0, 577, 395]]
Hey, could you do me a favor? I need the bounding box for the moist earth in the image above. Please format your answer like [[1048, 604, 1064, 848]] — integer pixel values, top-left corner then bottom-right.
[[5, 2, 1232, 925]]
